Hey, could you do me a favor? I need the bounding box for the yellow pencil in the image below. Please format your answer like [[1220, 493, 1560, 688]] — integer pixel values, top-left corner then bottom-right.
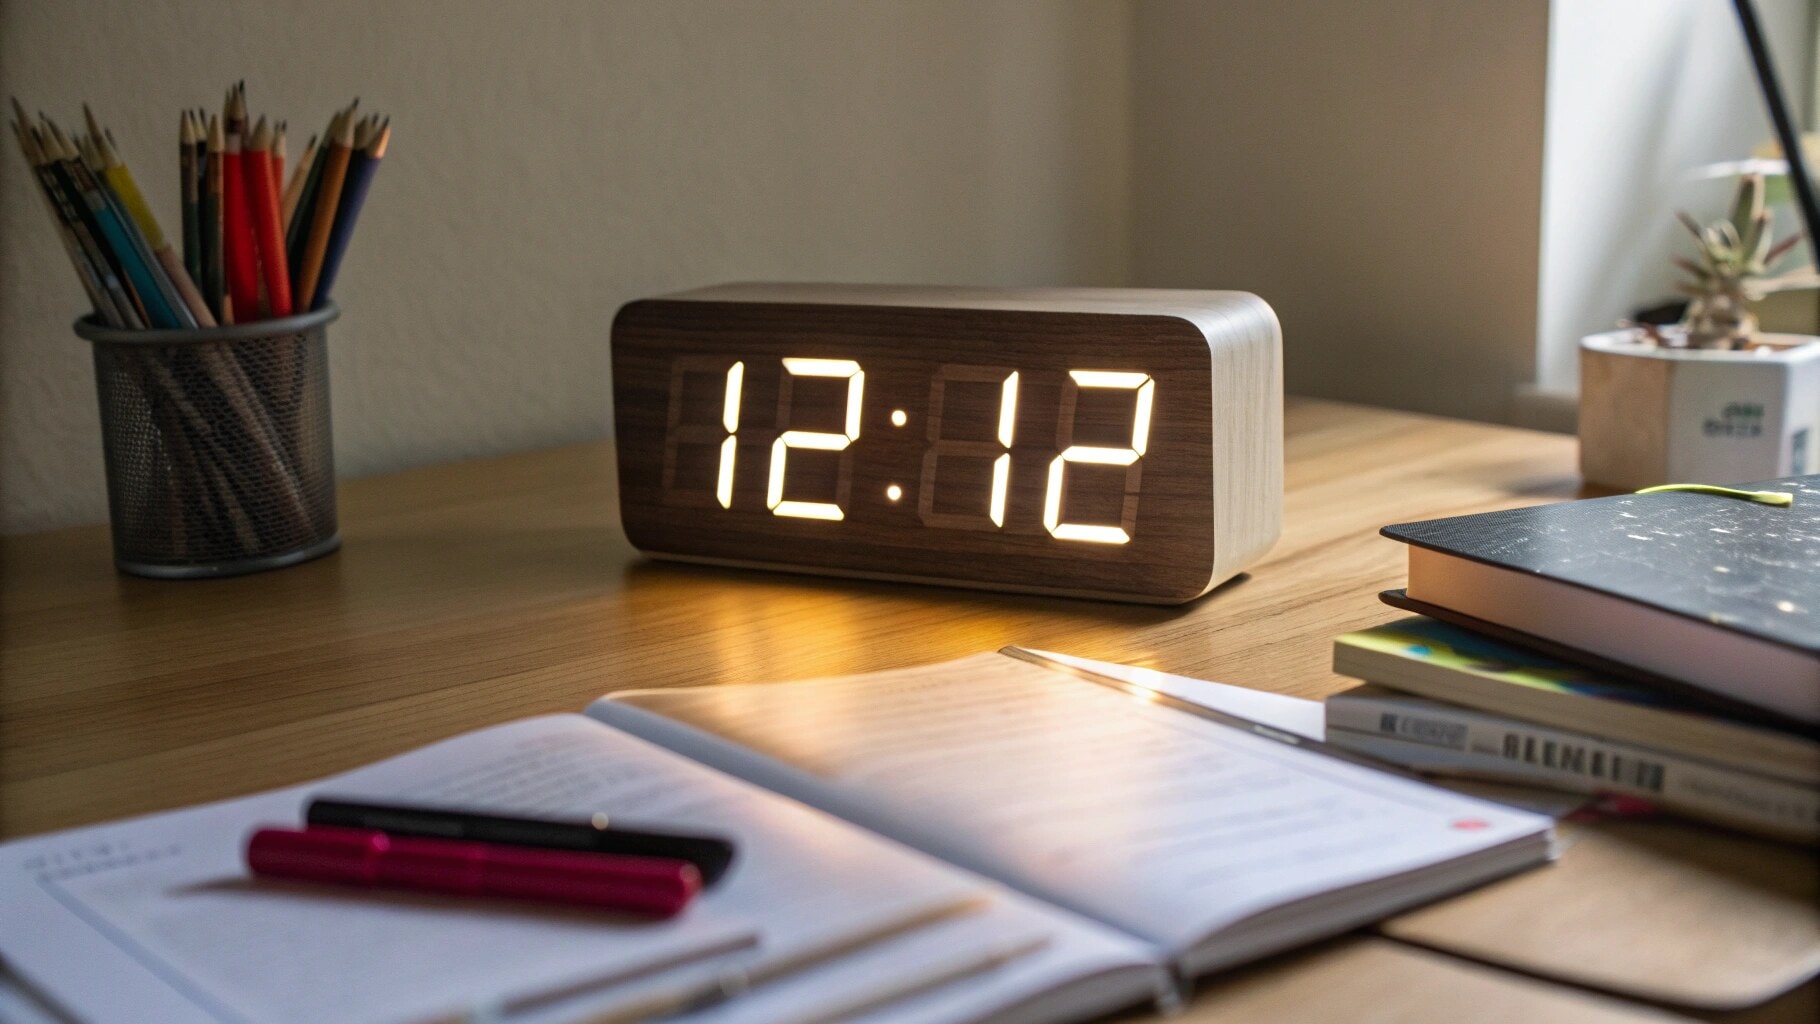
[[85, 104, 216, 327]]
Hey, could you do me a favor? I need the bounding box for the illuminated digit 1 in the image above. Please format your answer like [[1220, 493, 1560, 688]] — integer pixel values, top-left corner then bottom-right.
[[768, 358, 864, 520], [990, 371, 1018, 527], [714, 361, 744, 508], [918, 367, 1018, 530], [1044, 370, 1155, 544], [661, 357, 747, 508]]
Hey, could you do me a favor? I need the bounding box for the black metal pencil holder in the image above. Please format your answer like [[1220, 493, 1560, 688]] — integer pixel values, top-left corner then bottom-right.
[[74, 304, 342, 578]]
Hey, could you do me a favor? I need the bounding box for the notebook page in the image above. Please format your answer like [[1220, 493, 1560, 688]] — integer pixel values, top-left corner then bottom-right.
[[0, 714, 1157, 1024], [595, 654, 1553, 955]]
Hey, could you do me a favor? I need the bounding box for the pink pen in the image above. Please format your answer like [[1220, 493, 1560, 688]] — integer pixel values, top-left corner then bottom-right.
[[246, 825, 701, 918]]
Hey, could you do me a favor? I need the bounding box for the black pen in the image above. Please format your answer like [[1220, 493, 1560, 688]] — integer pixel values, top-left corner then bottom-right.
[[304, 798, 737, 885]]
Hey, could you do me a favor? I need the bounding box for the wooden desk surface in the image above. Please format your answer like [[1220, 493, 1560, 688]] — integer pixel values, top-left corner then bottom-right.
[[3, 397, 1811, 1022]]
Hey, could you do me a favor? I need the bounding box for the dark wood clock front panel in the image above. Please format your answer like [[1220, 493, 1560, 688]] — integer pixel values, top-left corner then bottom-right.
[[612, 300, 1216, 601]]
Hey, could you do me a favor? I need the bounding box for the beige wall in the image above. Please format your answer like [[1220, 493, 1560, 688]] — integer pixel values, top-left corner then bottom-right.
[[1131, 1, 1551, 425], [15, 2, 1755, 535], [0, 1, 1132, 533]]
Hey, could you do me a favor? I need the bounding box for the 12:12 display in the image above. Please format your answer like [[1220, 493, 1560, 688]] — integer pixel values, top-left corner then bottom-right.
[[673, 356, 1155, 544], [612, 284, 1283, 604]]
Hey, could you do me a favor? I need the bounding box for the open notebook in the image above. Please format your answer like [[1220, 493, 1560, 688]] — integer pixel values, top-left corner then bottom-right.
[[0, 651, 1553, 1024]]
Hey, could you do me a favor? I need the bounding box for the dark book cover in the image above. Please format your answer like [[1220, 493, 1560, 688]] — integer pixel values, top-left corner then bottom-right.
[[1381, 476, 1820, 657]]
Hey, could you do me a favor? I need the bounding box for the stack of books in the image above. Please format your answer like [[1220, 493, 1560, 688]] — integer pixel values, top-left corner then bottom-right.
[[1325, 477, 1820, 844]]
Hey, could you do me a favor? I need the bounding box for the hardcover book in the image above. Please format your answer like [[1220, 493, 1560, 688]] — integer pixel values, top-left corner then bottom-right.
[[1381, 476, 1820, 723]]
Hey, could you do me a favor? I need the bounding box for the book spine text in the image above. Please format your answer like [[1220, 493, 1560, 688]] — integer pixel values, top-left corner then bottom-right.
[[1326, 696, 1818, 843]]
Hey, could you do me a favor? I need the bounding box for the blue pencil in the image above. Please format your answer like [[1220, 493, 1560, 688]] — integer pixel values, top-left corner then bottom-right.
[[310, 116, 386, 309]]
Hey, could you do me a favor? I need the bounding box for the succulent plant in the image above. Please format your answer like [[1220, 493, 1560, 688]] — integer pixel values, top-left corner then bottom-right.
[[1662, 173, 1818, 349]]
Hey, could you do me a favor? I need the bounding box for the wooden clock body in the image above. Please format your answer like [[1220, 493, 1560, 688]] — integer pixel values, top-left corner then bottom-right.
[[611, 284, 1282, 604]]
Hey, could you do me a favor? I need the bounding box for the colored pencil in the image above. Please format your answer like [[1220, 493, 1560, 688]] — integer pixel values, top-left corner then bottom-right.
[[85, 129, 196, 329], [11, 114, 123, 326], [180, 112, 200, 285], [285, 115, 331, 265], [82, 127, 196, 328], [204, 114, 225, 320], [312, 116, 387, 308], [191, 108, 207, 198], [281, 132, 318, 233], [271, 120, 286, 198], [265, 120, 286, 316], [88, 109, 214, 328], [42, 116, 177, 327], [244, 117, 292, 317], [15, 88, 385, 331], [292, 106, 354, 309], [92, 113, 300, 479], [17, 108, 142, 328], [225, 81, 247, 136], [222, 91, 261, 321], [48, 128, 148, 326]]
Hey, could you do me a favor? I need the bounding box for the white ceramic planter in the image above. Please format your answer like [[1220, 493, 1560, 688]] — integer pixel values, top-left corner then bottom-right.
[[1579, 329, 1820, 490]]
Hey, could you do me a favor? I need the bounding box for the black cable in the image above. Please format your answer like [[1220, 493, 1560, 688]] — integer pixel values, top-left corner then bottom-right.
[[1732, 0, 1820, 258]]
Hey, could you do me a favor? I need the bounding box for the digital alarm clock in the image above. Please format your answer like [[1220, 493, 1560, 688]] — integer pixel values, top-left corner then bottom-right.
[[611, 284, 1282, 604]]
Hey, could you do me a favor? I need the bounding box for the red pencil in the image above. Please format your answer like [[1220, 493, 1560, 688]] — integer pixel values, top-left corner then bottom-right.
[[271, 120, 285, 199], [221, 88, 260, 320], [243, 118, 291, 317]]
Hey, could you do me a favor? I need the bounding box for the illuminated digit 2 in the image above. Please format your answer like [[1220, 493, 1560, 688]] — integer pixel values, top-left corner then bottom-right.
[[768, 358, 865, 521], [919, 367, 1019, 529], [1044, 370, 1155, 544]]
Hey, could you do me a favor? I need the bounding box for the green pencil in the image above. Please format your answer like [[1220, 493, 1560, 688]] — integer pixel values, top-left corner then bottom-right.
[[181, 111, 200, 284]]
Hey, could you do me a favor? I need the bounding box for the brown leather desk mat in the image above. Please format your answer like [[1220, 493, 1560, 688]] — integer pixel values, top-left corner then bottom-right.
[[1167, 935, 1690, 1023], [1380, 815, 1820, 1010]]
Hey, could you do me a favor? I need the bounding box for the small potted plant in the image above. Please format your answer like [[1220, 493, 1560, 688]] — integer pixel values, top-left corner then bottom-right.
[[1580, 173, 1820, 490]]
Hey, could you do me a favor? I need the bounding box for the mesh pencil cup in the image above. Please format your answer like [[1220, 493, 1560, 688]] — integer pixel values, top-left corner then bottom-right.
[[74, 304, 342, 578]]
